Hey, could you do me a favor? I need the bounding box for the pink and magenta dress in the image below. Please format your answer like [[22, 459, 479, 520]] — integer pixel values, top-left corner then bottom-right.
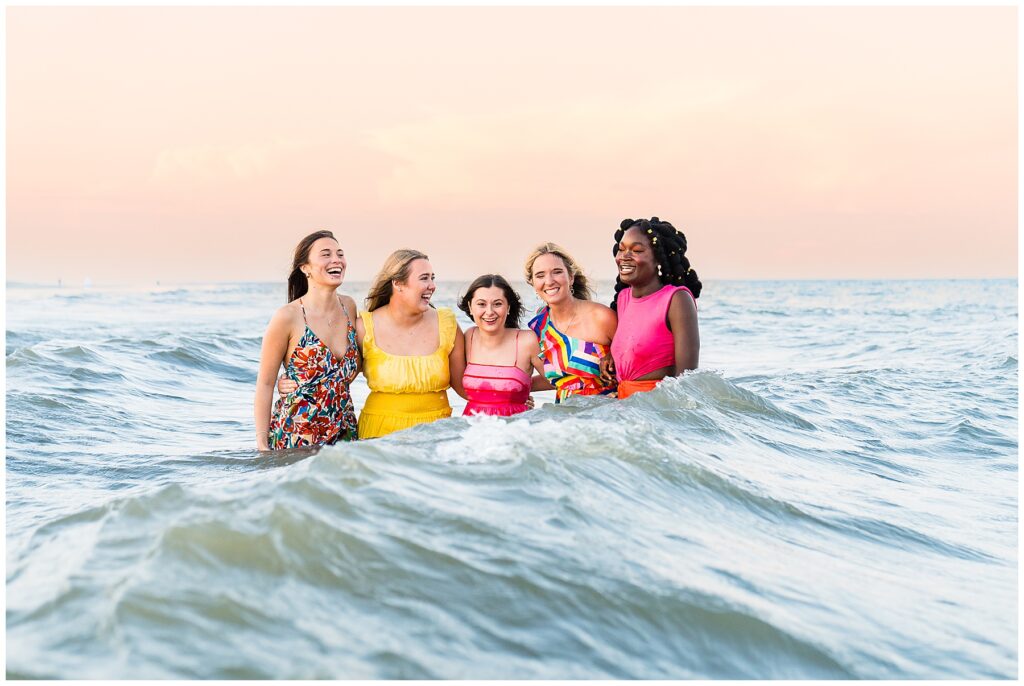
[[462, 330, 531, 416], [268, 299, 359, 448], [611, 284, 695, 398]]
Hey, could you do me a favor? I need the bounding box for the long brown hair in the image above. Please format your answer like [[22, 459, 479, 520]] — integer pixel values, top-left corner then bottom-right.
[[288, 230, 337, 302], [524, 242, 593, 301], [364, 249, 430, 311], [457, 274, 524, 328]]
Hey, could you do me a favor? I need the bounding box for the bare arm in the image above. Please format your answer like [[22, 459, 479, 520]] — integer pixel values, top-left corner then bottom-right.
[[531, 373, 554, 392], [523, 330, 554, 391], [255, 308, 295, 450], [448, 325, 467, 399], [593, 304, 618, 346], [592, 304, 617, 384], [668, 290, 699, 374]]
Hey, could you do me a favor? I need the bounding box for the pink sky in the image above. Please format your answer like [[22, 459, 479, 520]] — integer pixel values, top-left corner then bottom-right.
[[6, 6, 1017, 285]]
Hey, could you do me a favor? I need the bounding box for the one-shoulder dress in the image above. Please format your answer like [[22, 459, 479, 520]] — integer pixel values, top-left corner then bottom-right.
[[357, 307, 457, 439], [268, 298, 359, 449], [528, 307, 616, 403]]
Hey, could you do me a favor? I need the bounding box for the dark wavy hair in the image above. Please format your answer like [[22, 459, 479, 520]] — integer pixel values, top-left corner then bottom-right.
[[611, 217, 702, 311], [288, 229, 337, 302], [458, 274, 524, 328]]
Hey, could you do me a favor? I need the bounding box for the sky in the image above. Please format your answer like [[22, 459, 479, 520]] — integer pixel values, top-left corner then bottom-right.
[[6, 6, 1018, 285]]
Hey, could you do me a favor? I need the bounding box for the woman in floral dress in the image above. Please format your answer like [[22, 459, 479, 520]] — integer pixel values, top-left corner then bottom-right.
[[254, 230, 360, 450]]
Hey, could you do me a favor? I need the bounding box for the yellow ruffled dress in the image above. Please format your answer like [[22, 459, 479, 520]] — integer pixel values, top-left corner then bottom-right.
[[357, 307, 457, 439]]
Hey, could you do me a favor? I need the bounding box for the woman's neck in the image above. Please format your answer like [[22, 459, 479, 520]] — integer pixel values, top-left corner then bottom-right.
[[548, 297, 579, 319], [383, 300, 425, 325], [474, 326, 512, 348], [629, 278, 663, 299], [301, 285, 339, 310]]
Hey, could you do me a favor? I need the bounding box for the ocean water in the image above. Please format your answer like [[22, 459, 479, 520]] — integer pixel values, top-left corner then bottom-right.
[[5, 278, 1017, 679]]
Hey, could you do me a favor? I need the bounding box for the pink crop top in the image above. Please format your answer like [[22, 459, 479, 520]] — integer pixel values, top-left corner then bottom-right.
[[610, 285, 695, 382]]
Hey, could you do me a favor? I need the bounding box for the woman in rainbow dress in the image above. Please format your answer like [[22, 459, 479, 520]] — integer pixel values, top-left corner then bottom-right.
[[525, 243, 618, 403]]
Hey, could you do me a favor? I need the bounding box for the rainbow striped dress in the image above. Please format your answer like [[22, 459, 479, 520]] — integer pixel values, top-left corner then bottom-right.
[[528, 307, 617, 403]]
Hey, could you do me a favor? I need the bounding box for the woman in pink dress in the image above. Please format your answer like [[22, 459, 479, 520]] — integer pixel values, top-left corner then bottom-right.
[[456, 274, 546, 416], [605, 217, 701, 398]]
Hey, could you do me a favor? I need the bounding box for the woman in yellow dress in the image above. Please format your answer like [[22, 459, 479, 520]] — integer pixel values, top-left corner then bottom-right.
[[277, 249, 466, 439], [356, 249, 466, 438]]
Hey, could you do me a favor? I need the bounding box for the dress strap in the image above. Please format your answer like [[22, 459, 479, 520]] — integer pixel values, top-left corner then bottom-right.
[[359, 310, 375, 345], [336, 295, 352, 329], [512, 330, 520, 366], [437, 308, 457, 356], [298, 298, 308, 325], [466, 327, 475, 363]]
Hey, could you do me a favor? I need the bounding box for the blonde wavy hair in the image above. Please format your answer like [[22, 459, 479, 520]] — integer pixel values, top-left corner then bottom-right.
[[524, 242, 593, 301], [365, 249, 430, 311]]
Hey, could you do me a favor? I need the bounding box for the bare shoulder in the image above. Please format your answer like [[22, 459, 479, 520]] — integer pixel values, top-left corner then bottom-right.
[[671, 289, 698, 315], [517, 327, 540, 351], [583, 300, 617, 325], [339, 293, 359, 314], [270, 301, 302, 328]]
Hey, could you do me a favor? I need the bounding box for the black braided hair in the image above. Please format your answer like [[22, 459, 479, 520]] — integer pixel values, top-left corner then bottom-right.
[[610, 217, 702, 311]]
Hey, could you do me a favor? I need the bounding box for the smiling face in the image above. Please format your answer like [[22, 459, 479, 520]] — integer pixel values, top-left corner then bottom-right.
[[529, 252, 574, 306], [304, 236, 346, 287], [469, 285, 509, 333], [615, 226, 658, 287], [393, 258, 436, 312]]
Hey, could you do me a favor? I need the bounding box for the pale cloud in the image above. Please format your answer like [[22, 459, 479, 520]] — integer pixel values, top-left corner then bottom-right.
[[365, 81, 754, 209], [150, 139, 312, 187]]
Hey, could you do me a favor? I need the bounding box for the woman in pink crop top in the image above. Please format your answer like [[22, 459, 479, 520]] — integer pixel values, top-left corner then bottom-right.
[[604, 217, 702, 399], [457, 274, 546, 416]]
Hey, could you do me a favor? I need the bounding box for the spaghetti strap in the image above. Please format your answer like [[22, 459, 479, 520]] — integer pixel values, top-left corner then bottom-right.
[[466, 327, 475, 363], [336, 295, 352, 329], [512, 330, 520, 366], [298, 298, 308, 325]]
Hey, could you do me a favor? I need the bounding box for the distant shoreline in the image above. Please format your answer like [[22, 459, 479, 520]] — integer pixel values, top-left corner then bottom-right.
[[6, 277, 1019, 290]]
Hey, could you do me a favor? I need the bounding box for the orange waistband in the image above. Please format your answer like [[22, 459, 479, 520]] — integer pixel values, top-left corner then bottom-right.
[[617, 379, 660, 399]]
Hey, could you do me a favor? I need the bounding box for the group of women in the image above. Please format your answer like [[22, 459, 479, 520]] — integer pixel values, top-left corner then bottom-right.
[[254, 218, 702, 451]]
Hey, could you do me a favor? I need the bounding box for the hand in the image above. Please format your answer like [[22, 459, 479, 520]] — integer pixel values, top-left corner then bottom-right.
[[525, 395, 536, 409], [599, 355, 616, 386], [277, 374, 299, 395]]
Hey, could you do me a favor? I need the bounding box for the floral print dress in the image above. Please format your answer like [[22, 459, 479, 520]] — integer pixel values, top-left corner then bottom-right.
[[268, 298, 359, 449]]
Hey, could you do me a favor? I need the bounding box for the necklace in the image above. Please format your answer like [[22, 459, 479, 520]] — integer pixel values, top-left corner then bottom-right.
[[301, 298, 341, 327], [551, 300, 579, 334]]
